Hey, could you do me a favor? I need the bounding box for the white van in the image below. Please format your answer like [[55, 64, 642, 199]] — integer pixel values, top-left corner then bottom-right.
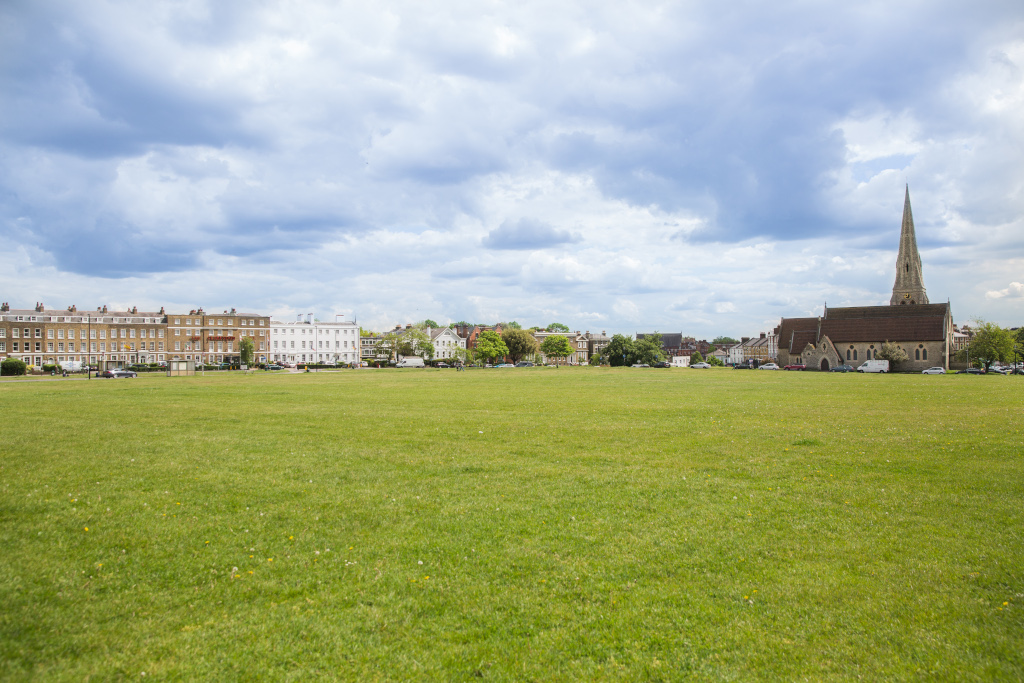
[[396, 357, 425, 368], [858, 359, 889, 373]]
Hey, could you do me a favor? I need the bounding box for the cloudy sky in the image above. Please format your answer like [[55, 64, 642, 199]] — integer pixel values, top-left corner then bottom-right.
[[2, 0, 1022, 336]]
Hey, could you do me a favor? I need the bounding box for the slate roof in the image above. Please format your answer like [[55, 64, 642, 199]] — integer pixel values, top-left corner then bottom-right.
[[821, 304, 949, 342], [777, 317, 819, 352]]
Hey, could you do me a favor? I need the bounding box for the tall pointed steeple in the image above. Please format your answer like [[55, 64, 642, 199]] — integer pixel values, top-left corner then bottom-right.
[[890, 185, 929, 305]]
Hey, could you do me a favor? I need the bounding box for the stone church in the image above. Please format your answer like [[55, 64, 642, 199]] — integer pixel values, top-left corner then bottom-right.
[[776, 187, 954, 371]]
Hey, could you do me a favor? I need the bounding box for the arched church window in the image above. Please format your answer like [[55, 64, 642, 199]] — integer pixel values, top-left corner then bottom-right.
[[915, 348, 920, 360], [922, 348, 927, 360], [853, 350, 857, 360], [846, 350, 851, 360]]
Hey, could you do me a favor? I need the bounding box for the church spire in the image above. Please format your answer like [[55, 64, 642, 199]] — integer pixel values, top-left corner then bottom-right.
[[890, 185, 929, 305]]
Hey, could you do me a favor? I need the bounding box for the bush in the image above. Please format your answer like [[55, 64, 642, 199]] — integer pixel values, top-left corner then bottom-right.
[[1, 358, 28, 376], [43, 364, 58, 373]]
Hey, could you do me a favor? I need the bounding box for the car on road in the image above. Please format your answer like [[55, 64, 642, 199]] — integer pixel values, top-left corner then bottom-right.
[[691, 362, 712, 369], [100, 369, 137, 379], [758, 363, 780, 370], [631, 363, 650, 368], [265, 364, 284, 371], [956, 368, 985, 374], [783, 364, 806, 371], [921, 367, 946, 374], [857, 360, 890, 373], [652, 361, 672, 368], [514, 361, 535, 367], [829, 364, 856, 373], [988, 366, 1010, 375], [733, 364, 752, 369]]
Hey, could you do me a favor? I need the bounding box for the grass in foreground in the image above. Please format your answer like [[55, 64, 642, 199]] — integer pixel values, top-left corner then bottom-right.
[[1, 368, 1022, 680]]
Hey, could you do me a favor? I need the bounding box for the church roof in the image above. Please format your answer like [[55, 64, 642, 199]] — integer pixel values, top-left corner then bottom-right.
[[777, 317, 818, 352], [821, 303, 949, 342], [825, 304, 948, 319]]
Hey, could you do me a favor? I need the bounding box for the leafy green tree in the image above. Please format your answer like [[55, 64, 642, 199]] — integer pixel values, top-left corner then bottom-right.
[[963, 320, 1014, 370], [454, 320, 470, 328], [707, 355, 724, 367], [540, 335, 574, 365], [374, 332, 402, 362], [605, 335, 635, 366], [501, 329, 538, 363], [633, 335, 665, 365], [422, 319, 439, 328], [691, 351, 704, 363], [239, 336, 255, 366], [712, 336, 739, 345], [877, 340, 909, 370], [1, 358, 28, 376], [506, 321, 522, 330], [402, 327, 435, 360], [475, 330, 508, 364], [547, 322, 570, 332]]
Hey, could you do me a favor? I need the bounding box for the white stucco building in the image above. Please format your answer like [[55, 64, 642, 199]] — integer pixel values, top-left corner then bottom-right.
[[270, 314, 361, 365], [429, 327, 466, 360]]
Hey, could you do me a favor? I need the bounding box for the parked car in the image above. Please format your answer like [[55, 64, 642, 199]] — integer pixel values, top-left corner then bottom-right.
[[515, 361, 535, 367], [631, 363, 650, 368], [396, 357, 426, 368], [829, 364, 856, 373], [265, 364, 284, 371], [733, 364, 752, 369], [758, 363, 780, 370], [1012, 368, 1024, 375], [691, 362, 712, 369], [988, 366, 1010, 375], [783, 364, 806, 371], [857, 359, 890, 373], [100, 369, 137, 379], [652, 361, 672, 368], [956, 368, 985, 374], [434, 362, 450, 368], [921, 367, 946, 374]]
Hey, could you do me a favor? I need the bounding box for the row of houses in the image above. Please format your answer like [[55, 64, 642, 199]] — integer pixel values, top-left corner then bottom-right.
[[0, 303, 365, 369]]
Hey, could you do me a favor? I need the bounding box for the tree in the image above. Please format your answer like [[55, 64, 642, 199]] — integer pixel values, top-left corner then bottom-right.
[[501, 329, 538, 363], [475, 330, 508, 364], [964, 320, 1014, 370], [605, 334, 635, 366], [876, 340, 909, 370], [540, 335, 574, 365], [454, 320, 470, 328], [422, 319, 439, 328], [239, 336, 255, 366], [401, 327, 435, 360], [633, 334, 665, 365], [691, 351, 704, 363], [712, 336, 739, 345], [374, 332, 402, 362], [1, 358, 27, 376], [547, 322, 570, 332], [707, 355, 725, 367], [506, 321, 522, 330]]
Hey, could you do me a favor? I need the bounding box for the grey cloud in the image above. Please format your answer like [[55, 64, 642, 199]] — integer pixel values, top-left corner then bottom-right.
[[483, 218, 582, 250]]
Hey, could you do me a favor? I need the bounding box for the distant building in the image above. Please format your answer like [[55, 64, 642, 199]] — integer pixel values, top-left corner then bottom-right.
[[776, 186, 955, 371], [270, 314, 359, 365]]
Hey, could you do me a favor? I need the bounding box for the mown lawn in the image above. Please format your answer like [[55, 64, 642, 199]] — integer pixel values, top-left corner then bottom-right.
[[1, 368, 1022, 680]]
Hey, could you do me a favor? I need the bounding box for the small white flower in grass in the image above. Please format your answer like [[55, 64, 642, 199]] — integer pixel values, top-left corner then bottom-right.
[[418, 561, 423, 565], [479, 431, 483, 434]]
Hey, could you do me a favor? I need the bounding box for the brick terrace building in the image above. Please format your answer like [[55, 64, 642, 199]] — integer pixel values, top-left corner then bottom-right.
[[166, 308, 270, 365], [0, 302, 169, 369]]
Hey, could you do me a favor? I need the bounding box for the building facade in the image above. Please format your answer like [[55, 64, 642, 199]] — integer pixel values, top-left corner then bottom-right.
[[0, 302, 169, 369], [167, 308, 270, 365], [270, 315, 360, 365]]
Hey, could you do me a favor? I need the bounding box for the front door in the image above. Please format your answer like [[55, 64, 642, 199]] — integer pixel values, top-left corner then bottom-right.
[[820, 358, 830, 371]]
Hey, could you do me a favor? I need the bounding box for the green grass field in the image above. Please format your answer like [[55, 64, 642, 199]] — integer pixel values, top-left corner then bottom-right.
[[1, 368, 1022, 680]]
